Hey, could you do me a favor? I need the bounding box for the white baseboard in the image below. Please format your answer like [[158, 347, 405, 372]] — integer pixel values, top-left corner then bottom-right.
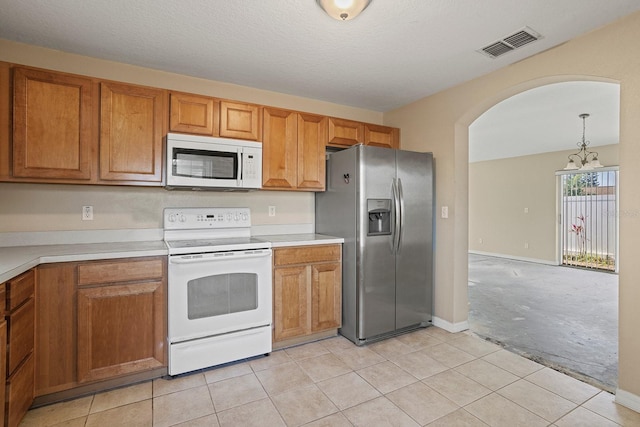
[[432, 317, 469, 333], [469, 250, 558, 266], [615, 388, 640, 413]]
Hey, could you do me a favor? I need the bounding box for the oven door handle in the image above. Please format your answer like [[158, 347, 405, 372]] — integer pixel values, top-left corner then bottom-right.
[[169, 250, 272, 264]]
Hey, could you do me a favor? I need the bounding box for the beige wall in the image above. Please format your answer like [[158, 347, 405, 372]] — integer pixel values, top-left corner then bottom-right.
[[469, 144, 619, 262], [384, 11, 640, 400], [0, 39, 383, 233]]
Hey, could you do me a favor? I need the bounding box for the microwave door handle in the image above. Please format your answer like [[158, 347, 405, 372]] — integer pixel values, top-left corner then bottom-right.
[[236, 149, 242, 186]]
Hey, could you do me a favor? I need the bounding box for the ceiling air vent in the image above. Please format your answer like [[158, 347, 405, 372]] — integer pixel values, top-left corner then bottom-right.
[[479, 27, 542, 58]]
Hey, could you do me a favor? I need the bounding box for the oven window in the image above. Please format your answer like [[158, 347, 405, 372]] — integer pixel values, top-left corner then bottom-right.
[[187, 273, 258, 319], [173, 148, 238, 180]]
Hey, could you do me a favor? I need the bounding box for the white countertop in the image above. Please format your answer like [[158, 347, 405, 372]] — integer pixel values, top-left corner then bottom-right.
[[254, 234, 344, 248], [0, 233, 344, 283], [0, 241, 169, 283]]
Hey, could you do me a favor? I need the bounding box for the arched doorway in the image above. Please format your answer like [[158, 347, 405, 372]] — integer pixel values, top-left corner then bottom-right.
[[460, 79, 620, 391]]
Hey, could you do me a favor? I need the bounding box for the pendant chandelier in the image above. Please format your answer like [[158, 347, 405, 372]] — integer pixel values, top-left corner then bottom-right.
[[316, 0, 371, 21], [564, 113, 603, 171]]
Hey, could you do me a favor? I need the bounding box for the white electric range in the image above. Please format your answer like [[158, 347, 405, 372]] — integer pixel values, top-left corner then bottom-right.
[[164, 207, 272, 375]]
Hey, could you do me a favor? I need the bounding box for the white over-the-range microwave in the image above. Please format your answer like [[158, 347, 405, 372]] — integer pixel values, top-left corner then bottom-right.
[[165, 133, 262, 190]]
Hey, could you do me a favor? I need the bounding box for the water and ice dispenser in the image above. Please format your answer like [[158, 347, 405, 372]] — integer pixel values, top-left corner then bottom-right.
[[367, 199, 391, 235]]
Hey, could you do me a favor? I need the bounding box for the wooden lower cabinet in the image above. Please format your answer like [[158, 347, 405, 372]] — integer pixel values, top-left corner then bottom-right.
[[273, 266, 310, 340], [4, 269, 35, 427], [0, 319, 7, 427], [6, 354, 33, 427], [35, 263, 77, 396], [272, 245, 342, 343], [77, 280, 165, 383], [33, 256, 166, 401]]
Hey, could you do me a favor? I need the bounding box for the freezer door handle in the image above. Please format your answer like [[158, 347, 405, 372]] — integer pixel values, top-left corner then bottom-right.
[[392, 178, 401, 253], [397, 177, 405, 253]]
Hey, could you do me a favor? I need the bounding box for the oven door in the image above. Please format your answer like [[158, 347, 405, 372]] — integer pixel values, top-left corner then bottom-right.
[[168, 248, 272, 343]]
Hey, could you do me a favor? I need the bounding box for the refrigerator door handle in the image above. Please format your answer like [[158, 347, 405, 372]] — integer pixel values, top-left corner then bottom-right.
[[392, 178, 401, 253], [397, 177, 404, 252]]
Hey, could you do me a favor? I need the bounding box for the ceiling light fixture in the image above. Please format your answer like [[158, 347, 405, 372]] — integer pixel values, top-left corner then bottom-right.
[[564, 113, 603, 170], [316, 0, 371, 21]]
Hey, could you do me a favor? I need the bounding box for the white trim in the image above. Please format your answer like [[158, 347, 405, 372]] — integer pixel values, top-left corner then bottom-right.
[[615, 388, 640, 413], [432, 316, 469, 333], [469, 250, 558, 266]]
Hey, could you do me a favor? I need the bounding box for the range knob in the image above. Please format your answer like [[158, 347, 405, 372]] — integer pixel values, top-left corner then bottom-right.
[[242, 212, 248, 221], [168, 214, 176, 223], [179, 214, 187, 223]]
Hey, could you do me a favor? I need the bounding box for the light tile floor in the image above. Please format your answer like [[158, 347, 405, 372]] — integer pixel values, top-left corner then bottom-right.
[[20, 328, 640, 427]]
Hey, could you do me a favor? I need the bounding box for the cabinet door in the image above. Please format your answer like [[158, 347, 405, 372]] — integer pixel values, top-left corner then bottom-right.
[[6, 353, 34, 427], [273, 266, 310, 341], [13, 67, 94, 180], [262, 107, 297, 189], [327, 117, 364, 147], [311, 262, 342, 332], [219, 100, 261, 141], [99, 82, 165, 183], [364, 124, 399, 149], [77, 280, 165, 383], [0, 320, 6, 427], [297, 113, 326, 191], [35, 264, 77, 396], [169, 92, 218, 136]]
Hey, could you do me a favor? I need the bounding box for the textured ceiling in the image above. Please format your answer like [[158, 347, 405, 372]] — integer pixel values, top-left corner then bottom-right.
[[0, 0, 639, 112]]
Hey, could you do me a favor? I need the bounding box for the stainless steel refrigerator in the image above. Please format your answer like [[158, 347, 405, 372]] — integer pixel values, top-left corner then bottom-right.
[[315, 144, 434, 345]]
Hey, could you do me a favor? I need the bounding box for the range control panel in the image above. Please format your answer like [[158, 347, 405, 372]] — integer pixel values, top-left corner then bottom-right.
[[164, 207, 251, 229]]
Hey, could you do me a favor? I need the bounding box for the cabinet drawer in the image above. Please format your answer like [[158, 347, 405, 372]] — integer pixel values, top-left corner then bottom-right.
[[6, 353, 34, 427], [7, 269, 34, 311], [77, 258, 164, 286], [274, 245, 341, 266], [8, 297, 34, 375]]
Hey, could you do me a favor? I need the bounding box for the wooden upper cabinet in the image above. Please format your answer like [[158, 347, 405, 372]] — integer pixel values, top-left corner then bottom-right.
[[297, 113, 326, 191], [262, 107, 297, 189], [365, 124, 400, 149], [99, 82, 165, 184], [327, 117, 364, 147], [262, 108, 326, 191], [12, 67, 94, 180], [169, 92, 219, 136], [219, 100, 262, 141]]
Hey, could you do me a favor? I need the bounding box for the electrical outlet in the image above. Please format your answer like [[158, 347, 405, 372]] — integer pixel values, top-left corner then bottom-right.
[[268, 206, 276, 217], [524, 242, 529, 249], [441, 206, 449, 219], [82, 206, 93, 220], [479, 238, 483, 244]]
